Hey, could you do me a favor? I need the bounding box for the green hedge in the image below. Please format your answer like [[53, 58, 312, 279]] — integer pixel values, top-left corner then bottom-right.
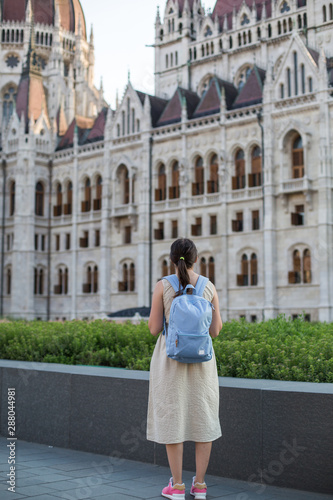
[[0, 316, 332, 382]]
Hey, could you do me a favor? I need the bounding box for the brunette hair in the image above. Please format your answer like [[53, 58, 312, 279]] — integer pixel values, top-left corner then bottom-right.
[[170, 238, 198, 296]]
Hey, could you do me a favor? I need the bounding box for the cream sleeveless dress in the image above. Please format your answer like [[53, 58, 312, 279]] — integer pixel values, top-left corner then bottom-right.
[[146, 278, 222, 444]]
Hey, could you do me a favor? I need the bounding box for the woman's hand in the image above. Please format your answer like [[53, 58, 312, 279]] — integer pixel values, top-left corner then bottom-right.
[[148, 280, 164, 336]]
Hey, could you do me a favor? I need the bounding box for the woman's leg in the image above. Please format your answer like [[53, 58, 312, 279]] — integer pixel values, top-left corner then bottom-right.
[[165, 443, 184, 485], [195, 442, 212, 483]]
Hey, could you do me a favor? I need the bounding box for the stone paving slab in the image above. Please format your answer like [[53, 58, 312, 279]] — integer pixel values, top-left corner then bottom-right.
[[0, 437, 332, 500]]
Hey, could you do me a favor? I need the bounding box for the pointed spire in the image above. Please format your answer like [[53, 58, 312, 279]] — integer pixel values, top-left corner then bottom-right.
[[90, 24, 94, 46], [223, 14, 228, 31], [54, 2, 60, 28], [262, 1, 267, 20], [116, 89, 119, 109], [184, 0, 190, 16], [26, 0, 32, 22], [155, 5, 161, 25], [128, 69, 131, 83]]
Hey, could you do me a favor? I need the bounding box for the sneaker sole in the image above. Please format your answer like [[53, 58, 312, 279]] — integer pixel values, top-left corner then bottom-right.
[[162, 494, 185, 500], [190, 492, 207, 499]]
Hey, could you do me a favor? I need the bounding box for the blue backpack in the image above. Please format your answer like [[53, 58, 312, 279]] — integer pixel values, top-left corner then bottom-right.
[[162, 274, 214, 363]]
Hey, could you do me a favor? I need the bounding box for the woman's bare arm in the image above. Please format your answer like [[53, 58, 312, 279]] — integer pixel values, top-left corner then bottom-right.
[[209, 285, 223, 338], [148, 280, 164, 336]]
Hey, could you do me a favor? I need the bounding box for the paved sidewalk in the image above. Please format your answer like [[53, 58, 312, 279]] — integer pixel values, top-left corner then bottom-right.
[[0, 437, 332, 500]]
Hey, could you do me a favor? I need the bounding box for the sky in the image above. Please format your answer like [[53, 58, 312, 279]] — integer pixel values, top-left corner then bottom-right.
[[80, 0, 217, 108]]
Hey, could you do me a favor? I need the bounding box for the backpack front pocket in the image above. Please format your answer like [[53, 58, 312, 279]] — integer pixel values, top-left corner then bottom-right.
[[174, 332, 212, 362]]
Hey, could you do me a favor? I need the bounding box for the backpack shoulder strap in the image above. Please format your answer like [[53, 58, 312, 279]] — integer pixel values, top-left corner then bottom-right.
[[163, 274, 180, 293], [195, 275, 209, 297]]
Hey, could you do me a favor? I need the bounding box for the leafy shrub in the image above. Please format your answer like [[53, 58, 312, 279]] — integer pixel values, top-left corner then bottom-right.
[[0, 316, 332, 382]]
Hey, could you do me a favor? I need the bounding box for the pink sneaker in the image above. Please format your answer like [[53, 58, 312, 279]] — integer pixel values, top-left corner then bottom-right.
[[162, 477, 185, 499], [190, 476, 207, 499]]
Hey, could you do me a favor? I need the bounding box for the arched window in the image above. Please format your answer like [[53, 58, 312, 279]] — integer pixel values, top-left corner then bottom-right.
[[219, 39, 223, 50], [303, 249, 311, 283], [129, 263, 135, 291], [41, 32, 44, 45], [82, 178, 91, 212], [293, 52, 298, 95], [303, 13, 307, 27], [200, 257, 207, 276], [194, 47, 197, 59], [54, 183, 62, 217], [257, 26, 261, 39], [249, 146, 262, 187], [243, 32, 246, 44], [297, 14, 302, 29], [123, 167, 130, 204], [283, 19, 287, 33], [155, 164, 167, 201], [64, 181, 72, 215], [93, 266, 98, 293], [170, 161, 180, 199], [9, 181, 15, 216], [168, 19, 171, 33], [289, 250, 301, 283], [64, 268, 68, 295], [175, 51, 178, 65], [289, 17, 293, 31], [208, 154, 219, 193], [201, 44, 205, 57], [119, 264, 128, 292], [166, 54, 169, 69], [301, 64, 305, 94], [206, 43, 209, 56], [280, 83, 284, 99], [238, 33, 242, 46], [55, 267, 69, 295], [232, 150, 245, 190], [160, 29, 164, 41], [208, 257, 215, 284], [2, 86, 17, 124], [6, 267, 11, 295], [237, 254, 249, 286], [229, 36, 233, 49], [162, 260, 168, 278], [192, 156, 204, 196], [287, 68, 291, 97], [323, 5, 327, 22], [34, 268, 44, 295], [292, 135, 304, 178], [172, 18, 175, 33], [211, 41, 214, 54], [35, 182, 44, 216], [278, 21, 281, 35], [248, 30, 251, 43], [268, 24, 272, 37], [330, 4, 333, 20], [179, 23, 183, 35], [250, 253, 258, 286], [308, 77, 313, 92], [189, 48, 192, 60], [94, 175, 102, 211], [171, 53, 173, 66]]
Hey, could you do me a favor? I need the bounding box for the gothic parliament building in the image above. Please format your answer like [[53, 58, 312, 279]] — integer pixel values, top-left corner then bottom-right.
[[0, 0, 332, 321]]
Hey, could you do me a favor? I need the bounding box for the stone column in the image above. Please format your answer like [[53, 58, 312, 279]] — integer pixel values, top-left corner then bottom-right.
[[70, 130, 79, 319]]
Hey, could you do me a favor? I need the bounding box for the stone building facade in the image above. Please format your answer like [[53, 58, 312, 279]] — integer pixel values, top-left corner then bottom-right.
[[0, 0, 333, 322]]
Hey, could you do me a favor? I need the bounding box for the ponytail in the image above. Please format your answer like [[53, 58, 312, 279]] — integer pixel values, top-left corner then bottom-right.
[[170, 238, 198, 297]]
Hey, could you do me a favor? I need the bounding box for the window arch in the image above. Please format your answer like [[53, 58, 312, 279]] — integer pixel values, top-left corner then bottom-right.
[[201, 44, 205, 57], [208, 257, 215, 284], [94, 175, 102, 211], [117, 165, 130, 205], [323, 5, 327, 22], [9, 181, 15, 216], [83, 265, 98, 294], [82, 178, 91, 212], [54, 267, 69, 295], [166, 54, 169, 69], [64, 181, 72, 215], [289, 17, 293, 31], [179, 23, 183, 35], [303, 249, 311, 284], [237, 254, 249, 286], [278, 20, 281, 35], [35, 182, 44, 216], [192, 156, 204, 196], [119, 262, 135, 292], [301, 64, 305, 94], [232, 149, 245, 190], [34, 267, 44, 295], [330, 4, 333, 20], [268, 24, 272, 37], [280, 83, 284, 99], [289, 249, 301, 284], [155, 163, 167, 201], [170, 161, 180, 199], [54, 182, 62, 217], [250, 253, 258, 286], [200, 257, 206, 276], [207, 154, 219, 193], [229, 36, 233, 49], [6, 266, 11, 295], [2, 85, 17, 124], [283, 19, 287, 33], [249, 146, 262, 187], [292, 135, 304, 178], [287, 67, 291, 97], [297, 14, 302, 29]]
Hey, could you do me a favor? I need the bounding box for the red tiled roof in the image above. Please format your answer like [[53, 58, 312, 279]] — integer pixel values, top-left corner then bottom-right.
[[157, 87, 200, 127], [232, 66, 265, 109], [86, 109, 107, 143], [193, 77, 238, 117], [2, 0, 86, 39], [213, 0, 272, 29]]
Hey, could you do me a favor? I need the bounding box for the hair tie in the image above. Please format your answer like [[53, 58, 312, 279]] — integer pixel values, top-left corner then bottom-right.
[[179, 257, 185, 261]]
